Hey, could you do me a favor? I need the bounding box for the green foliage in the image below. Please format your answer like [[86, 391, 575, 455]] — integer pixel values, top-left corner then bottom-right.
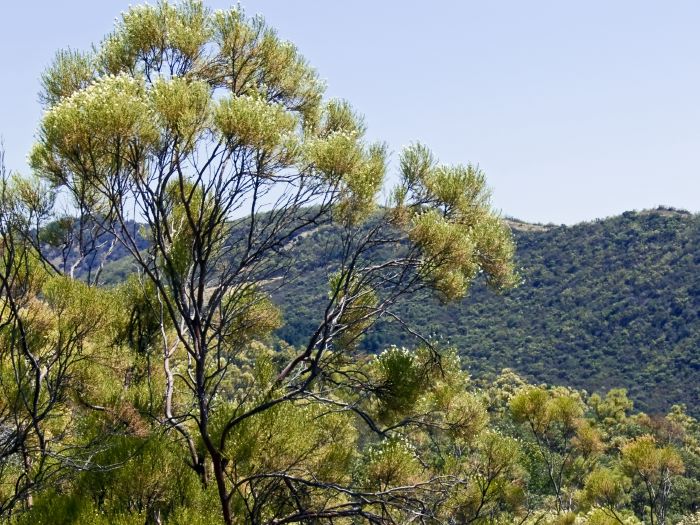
[[32, 73, 159, 186], [371, 346, 427, 417], [357, 436, 420, 490], [4, 1, 698, 524], [394, 142, 518, 299], [271, 208, 700, 416], [4, 342, 700, 524], [215, 94, 297, 153], [581, 467, 632, 510], [152, 77, 211, 146], [40, 49, 95, 108], [621, 435, 685, 482]]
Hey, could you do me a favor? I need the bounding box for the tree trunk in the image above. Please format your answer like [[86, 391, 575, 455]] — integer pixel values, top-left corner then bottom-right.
[[212, 453, 232, 525]]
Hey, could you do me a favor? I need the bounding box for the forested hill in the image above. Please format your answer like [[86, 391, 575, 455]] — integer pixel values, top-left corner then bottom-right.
[[273, 207, 700, 415], [94, 207, 699, 415]]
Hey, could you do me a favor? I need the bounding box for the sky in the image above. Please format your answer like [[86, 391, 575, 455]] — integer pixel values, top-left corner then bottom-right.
[[1, 1, 699, 225]]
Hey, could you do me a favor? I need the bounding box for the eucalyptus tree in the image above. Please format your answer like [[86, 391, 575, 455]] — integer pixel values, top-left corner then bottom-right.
[[27, 1, 517, 523]]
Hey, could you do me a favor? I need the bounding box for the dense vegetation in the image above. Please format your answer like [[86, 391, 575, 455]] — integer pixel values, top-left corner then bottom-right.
[[1, 1, 697, 524], [93, 207, 700, 418], [7, 359, 700, 525], [270, 208, 700, 416]]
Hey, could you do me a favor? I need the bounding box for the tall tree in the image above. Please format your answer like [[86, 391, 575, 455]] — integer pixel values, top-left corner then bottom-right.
[[25, 2, 517, 523]]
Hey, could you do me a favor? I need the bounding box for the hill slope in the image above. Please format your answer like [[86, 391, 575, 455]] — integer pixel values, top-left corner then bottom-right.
[[273, 208, 700, 415]]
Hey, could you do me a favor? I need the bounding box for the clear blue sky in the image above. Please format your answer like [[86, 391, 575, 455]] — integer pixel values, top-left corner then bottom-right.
[[2, 1, 699, 224]]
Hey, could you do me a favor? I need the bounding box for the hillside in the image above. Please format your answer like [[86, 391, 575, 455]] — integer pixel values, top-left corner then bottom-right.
[[89, 207, 700, 415], [272, 208, 700, 415]]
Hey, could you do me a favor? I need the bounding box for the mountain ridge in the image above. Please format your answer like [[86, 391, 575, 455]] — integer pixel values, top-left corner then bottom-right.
[[272, 206, 700, 415]]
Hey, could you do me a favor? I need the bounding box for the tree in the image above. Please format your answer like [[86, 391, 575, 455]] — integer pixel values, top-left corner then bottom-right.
[[621, 435, 684, 525], [22, 1, 517, 523], [510, 386, 602, 513], [580, 467, 633, 524], [0, 148, 124, 515]]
